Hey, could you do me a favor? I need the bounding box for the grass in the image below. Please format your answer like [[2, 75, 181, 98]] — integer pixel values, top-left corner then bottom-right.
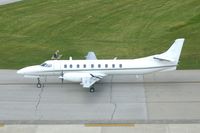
[[0, 0, 200, 69]]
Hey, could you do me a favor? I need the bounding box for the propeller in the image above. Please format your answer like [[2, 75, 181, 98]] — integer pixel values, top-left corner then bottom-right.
[[59, 70, 64, 84]]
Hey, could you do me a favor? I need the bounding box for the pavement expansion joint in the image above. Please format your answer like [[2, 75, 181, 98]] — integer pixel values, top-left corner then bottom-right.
[[35, 86, 44, 113], [143, 83, 149, 120], [111, 103, 117, 120]]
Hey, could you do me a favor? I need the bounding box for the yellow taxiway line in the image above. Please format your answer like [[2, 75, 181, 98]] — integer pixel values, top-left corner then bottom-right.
[[0, 123, 4, 128]]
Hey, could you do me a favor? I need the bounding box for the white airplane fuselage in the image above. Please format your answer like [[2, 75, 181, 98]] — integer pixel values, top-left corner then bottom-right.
[[17, 56, 176, 77], [17, 38, 185, 91]]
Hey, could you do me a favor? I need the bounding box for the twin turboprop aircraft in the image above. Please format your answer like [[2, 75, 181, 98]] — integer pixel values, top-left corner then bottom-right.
[[17, 38, 185, 92]]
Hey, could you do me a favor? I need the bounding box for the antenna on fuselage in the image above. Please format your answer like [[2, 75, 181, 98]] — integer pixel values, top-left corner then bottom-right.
[[69, 56, 72, 60]]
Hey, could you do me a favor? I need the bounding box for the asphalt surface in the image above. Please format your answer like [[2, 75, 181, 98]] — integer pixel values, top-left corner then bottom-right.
[[0, 70, 200, 124], [1, 124, 200, 133]]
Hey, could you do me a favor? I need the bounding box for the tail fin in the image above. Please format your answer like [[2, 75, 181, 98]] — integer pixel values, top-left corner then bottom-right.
[[154, 38, 185, 63]]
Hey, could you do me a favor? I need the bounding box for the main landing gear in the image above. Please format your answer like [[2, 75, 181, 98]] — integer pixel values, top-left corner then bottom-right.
[[37, 78, 42, 88], [90, 86, 95, 93]]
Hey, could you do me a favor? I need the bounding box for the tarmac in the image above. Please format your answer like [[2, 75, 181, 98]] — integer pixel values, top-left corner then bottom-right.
[[0, 70, 200, 124], [1, 124, 200, 133]]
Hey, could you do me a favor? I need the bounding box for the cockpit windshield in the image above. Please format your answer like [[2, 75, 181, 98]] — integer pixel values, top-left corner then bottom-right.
[[40, 63, 52, 67]]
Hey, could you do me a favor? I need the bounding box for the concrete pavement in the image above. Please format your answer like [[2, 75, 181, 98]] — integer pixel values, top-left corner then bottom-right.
[[0, 70, 200, 124]]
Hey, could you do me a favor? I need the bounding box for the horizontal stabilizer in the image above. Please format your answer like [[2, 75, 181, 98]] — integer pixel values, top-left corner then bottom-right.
[[153, 55, 175, 62], [85, 51, 97, 60]]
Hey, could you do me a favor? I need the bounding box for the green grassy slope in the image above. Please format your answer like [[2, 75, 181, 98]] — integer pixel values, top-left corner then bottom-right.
[[0, 0, 200, 69]]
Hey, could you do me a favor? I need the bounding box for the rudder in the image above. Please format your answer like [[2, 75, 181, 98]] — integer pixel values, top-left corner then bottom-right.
[[154, 38, 185, 63]]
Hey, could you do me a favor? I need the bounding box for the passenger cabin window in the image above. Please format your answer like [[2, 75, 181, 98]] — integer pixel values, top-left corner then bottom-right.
[[70, 64, 73, 68], [91, 64, 94, 68], [83, 64, 86, 68], [77, 64, 80, 68], [119, 64, 122, 68], [98, 64, 101, 68], [112, 64, 115, 68], [105, 64, 108, 68], [64, 64, 67, 68]]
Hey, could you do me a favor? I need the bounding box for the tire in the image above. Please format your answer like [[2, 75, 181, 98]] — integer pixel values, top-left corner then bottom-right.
[[37, 83, 42, 88], [90, 87, 95, 93]]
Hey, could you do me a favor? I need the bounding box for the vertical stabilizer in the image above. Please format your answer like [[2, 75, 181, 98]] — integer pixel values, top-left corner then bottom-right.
[[154, 38, 185, 63]]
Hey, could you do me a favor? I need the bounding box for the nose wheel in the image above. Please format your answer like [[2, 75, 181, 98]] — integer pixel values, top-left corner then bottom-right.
[[37, 78, 42, 88], [37, 83, 42, 88], [90, 86, 95, 93]]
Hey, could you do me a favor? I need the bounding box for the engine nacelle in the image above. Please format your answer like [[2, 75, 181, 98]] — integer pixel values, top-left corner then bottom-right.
[[62, 73, 91, 82]]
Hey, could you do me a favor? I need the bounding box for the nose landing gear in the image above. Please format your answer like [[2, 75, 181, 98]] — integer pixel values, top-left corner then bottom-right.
[[37, 78, 42, 88]]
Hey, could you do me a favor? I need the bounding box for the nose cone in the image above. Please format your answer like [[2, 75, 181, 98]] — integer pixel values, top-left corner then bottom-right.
[[17, 66, 37, 75], [17, 68, 26, 74], [17, 65, 41, 75]]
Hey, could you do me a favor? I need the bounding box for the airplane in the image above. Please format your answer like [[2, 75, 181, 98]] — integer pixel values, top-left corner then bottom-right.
[[17, 38, 185, 92]]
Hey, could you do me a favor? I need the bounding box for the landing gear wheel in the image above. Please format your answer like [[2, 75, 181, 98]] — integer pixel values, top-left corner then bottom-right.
[[37, 78, 42, 88], [37, 83, 42, 88], [90, 87, 95, 93]]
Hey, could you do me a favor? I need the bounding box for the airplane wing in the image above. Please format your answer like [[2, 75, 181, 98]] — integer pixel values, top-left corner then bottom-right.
[[81, 73, 106, 88], [85, 51, 97, 60]]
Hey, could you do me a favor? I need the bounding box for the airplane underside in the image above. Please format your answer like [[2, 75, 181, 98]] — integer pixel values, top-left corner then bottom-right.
[[31, 65, 176, 92]]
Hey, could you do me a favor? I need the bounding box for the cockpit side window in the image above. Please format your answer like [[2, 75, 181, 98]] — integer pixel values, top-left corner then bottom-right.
[[41, 63, 47, 67], [41, 63, 52, 67]]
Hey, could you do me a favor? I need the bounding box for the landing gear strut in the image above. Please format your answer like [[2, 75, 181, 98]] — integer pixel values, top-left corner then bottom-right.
[[37, 78, 42, 88], [90, 86, 95, 93]]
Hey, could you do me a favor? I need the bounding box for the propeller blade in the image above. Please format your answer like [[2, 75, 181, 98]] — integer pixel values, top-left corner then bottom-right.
[[61, 71, 64, 84]]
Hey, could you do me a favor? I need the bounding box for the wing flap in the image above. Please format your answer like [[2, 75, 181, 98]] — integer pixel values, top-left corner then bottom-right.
[[81, 77, 100, 88], [81, 73, 106, 88]]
